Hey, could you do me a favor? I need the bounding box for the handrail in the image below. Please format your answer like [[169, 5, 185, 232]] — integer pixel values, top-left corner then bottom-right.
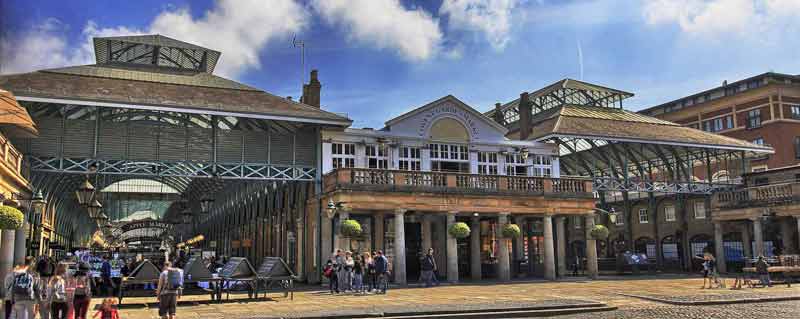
[[323, 168, 592, 195]]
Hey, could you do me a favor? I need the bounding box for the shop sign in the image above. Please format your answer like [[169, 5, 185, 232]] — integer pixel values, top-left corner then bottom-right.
[[242, 239, 252, 248], [231, 240, 241, 248]]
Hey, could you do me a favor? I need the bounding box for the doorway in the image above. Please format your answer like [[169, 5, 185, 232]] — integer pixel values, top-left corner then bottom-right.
[[404, 222, 422, 281]]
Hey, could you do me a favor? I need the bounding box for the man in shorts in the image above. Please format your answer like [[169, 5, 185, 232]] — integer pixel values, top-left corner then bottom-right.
[[156, 261, 183, 319]]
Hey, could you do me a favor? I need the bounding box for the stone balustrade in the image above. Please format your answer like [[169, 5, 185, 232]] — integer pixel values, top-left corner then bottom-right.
[[713, 182, 800, 209], [323, 168, 593, 196]]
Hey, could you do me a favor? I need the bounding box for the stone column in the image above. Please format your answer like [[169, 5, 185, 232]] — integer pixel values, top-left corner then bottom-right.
[[713, 221, 727, 273], [753, 217, 764, 257], [295, 218, 305, 281], [337, 211, 351, 252], [543, 215, 556, 280], [496, 213, 511, 281], [742, 221, 752, 259], [15, 223, 27, 264], [0, 230, 15, 295], [555, 216, 567, 277], [470, 216, 482, 281], [393, 209, 407, 285], [320, 215, 333, 265], [446, 211, 459, 283], [422, 214, 433, 251], [584, 215, 598, 279]]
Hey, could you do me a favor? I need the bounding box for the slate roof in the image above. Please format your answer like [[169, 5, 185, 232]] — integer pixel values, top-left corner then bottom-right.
[[529, 105, 773, 152], [0, 64, 351, 126]]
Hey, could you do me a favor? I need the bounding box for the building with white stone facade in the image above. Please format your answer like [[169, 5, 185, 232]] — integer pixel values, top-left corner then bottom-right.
[[315, 95, 597, 283]]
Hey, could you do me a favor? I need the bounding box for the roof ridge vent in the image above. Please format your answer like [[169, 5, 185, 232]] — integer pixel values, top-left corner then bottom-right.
[[92, 34, 221, 74]]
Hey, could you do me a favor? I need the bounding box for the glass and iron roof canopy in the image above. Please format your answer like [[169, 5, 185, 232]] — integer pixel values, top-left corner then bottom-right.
[[488, 78, 774, 193]]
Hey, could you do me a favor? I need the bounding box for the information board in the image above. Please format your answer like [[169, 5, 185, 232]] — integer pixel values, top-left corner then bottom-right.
[[220, 257, 257, 279], [183, 256, 213, 280], [257, 257, 294, 279]]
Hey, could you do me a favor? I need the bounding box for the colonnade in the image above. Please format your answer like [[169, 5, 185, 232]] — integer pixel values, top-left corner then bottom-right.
[[325, 210, 600, 284], [712, 216, 800, 273]]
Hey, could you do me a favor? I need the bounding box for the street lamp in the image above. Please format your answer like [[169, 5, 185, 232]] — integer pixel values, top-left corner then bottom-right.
[[75, 179, 95, 206], [86, 199, 103, 219], [326, 200, 346, 219], [594, 207, 618, 225], [200, 197, 214, 214]]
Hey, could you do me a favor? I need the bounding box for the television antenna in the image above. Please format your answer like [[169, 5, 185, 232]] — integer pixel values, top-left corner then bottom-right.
[[292, 35, 306, 89]]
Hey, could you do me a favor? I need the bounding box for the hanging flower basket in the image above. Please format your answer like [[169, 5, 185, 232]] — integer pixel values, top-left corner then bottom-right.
[[340, 219, 362, 237], [590, 224, 610, 240], [501, 223, 522, 238], [448, 222, 471, 239], [0, 205, 24, 230]]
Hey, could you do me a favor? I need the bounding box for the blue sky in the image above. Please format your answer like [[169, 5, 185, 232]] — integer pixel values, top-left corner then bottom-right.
[[2, 0, 800, 128]]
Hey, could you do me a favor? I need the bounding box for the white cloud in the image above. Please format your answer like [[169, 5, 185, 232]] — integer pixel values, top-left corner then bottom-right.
[[439, 0, 521, 50], [642, 0, 800, 39], [1, 0, 308, 78], [311, 0, 442, 61]]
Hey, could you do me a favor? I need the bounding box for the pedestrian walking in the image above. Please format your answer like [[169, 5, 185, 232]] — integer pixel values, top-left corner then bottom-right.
[[755, 256, 771, 287], [48, 263, 69, 319], [374, 251, 389, 294], [71, 262, 93, 319], [156, 261, 184, 319], [420, 248, 437, 288], [101, 255, 114, 297], [4, 257, 41, 319], [36, 256, 56, 319]]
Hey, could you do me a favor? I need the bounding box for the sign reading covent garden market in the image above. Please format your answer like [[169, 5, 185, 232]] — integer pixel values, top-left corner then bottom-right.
[[417, 103, 481, 138]]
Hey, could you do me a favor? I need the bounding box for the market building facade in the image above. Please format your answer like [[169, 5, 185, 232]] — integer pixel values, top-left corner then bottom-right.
[[315, 95, 595, 284]]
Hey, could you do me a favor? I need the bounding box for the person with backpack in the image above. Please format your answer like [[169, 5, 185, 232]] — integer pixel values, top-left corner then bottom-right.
[[156, 261, 183, 319], [3, 257, 40, 319], [71, 262, 94, 319], [48, 263, 68, 319]]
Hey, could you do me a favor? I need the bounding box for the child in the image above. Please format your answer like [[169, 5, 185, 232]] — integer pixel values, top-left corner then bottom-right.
[[93, 298, 120, 319]]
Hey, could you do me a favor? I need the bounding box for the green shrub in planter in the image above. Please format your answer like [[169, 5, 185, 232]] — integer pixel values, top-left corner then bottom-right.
[[0, 205, 24, 230], [340, 219, 362, 237], [448, 222, 471, 239], [590, 224, 609, 240], [501, 223, 522, 238]]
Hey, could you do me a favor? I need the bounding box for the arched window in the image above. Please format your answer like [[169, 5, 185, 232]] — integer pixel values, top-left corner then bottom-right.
[[712, 170, 730, 182], [661, 235, 679, 260], [428, 117, 470, 142]]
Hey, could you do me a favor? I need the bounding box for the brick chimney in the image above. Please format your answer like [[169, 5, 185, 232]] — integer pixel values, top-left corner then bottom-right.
[[518, 92, 531, 140], [492, 103, 505, 125], [301, 69, 321, 107]]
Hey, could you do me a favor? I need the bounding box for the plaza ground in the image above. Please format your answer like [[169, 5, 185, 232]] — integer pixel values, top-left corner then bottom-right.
[[105, 275, 800, 318]]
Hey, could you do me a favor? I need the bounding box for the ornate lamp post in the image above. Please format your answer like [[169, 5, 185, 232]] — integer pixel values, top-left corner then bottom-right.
[[86, 200, 103, 219], [75, 180, 95, 206]]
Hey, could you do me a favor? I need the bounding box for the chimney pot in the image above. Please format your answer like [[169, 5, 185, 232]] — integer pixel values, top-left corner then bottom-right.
[[302, 70, 321, 108]]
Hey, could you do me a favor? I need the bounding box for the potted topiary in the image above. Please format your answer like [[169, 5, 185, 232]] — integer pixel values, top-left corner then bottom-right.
[[590, 224, 610, 240], [448, 222, 471, 239], [0, 205, 24, 230], [340, 219, 363, 237], [501, 223, 522, 238]]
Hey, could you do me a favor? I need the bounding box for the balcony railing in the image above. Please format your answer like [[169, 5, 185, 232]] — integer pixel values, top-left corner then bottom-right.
[[0, 133, 25, 179], [323, 168, 593, 196], [714, 182, 800, 209]]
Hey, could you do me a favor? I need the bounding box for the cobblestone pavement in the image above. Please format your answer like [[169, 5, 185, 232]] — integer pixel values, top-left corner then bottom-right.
[[111, 276, 799, 318], [545, 300, 800, 318]]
